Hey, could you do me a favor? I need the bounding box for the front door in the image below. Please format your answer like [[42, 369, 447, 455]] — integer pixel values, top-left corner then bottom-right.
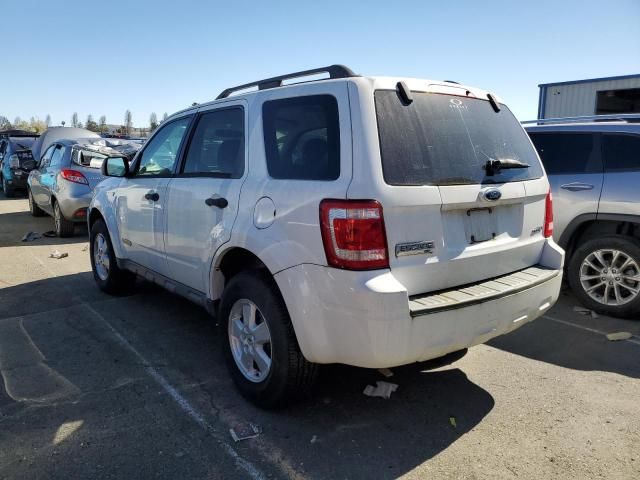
[[116, 116, 192, 273], [164, 104, 246, 292]]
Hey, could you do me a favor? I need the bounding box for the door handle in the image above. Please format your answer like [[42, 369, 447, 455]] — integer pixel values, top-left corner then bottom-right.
[[560, 182, 594, 192], [205, 197, 228, 208], [144, 191, 160, 201]]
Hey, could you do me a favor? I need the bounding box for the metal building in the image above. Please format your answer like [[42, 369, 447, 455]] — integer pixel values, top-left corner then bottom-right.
[[537, 74, 640, 119]]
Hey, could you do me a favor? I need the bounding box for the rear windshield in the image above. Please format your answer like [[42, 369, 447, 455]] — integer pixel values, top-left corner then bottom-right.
[[72, 148, 107, 169], [9, 137, 36, 149], [375, 90, 543, 186]]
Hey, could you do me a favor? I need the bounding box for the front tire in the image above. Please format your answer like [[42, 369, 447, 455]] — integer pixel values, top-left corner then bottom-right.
[[53, 201, 75, 237], [219, 271, 318, 407], [568, 235, 640, 319], [90, 219, 136, 295]]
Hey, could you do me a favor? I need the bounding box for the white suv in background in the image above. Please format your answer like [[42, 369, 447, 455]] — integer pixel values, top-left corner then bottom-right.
[[89, 65, 564, 407]]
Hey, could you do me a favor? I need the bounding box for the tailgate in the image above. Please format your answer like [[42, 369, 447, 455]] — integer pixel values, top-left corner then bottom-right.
[[374, 86, 549, 296]]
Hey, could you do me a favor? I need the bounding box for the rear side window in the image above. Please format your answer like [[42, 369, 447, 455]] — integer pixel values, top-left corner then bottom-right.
[[602, 134, 640, 172], [50, 145, 66, 167], [528, 132, 601, 175], [183, 108, 244, 178], [263, 95, 340, 180], [375, 91, 544, 185]]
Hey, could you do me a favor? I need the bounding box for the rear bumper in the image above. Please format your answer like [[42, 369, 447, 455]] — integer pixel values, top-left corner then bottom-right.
[[56, 186, 92, 223], [6, 171, 29, 189], [274, 240, 564, 368]]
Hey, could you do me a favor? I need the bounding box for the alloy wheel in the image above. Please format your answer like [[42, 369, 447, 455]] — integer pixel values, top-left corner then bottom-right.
[[228, 299, 272, 383], [579, 249, 640, 306], [93, 233, 110, 281]]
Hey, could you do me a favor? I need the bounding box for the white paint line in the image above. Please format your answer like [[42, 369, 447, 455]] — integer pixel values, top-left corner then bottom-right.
[[79, 303, 266, 480], [543, 314, 640, 346]]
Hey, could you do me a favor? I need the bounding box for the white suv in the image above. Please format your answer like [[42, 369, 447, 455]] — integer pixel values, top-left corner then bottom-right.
[[89, 65, 564, 407]]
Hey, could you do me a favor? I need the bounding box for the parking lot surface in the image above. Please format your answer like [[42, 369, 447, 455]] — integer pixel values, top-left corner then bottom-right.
[[1, 192, 639, 480]]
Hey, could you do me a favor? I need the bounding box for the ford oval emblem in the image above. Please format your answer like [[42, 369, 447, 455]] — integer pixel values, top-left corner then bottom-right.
[[484, 189, 502, 201]]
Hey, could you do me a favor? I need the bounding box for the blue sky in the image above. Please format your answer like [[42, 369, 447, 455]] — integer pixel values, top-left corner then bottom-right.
[[2, 0, 639, 127]]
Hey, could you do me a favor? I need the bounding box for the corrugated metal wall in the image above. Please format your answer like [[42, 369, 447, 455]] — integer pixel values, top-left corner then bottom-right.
[[541, 77, 640, 118]]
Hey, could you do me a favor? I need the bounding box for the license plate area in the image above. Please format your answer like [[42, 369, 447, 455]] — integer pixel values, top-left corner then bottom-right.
[[466, 208, 495, 244]]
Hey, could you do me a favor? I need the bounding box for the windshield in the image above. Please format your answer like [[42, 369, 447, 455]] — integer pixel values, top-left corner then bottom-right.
[[375, 91, 543, 186]]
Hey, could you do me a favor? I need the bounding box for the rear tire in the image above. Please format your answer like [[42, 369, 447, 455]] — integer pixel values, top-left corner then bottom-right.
[[568, 235, 640, 319], [219, 270, 318, 408], [28, 189, 46, 217], [2, 177, 14, 198], [53, 200, 75, 237], [90, 219, 136, 295]]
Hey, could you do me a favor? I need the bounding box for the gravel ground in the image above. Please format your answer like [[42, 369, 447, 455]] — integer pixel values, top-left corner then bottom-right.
[[1, 192, 638, 480]]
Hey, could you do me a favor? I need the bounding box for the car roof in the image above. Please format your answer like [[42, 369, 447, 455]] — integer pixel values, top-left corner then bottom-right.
[[31, 127, 101, 160], [165, 73, 501, 122]]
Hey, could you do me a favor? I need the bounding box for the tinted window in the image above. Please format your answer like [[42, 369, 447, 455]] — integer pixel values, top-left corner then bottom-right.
[[136, 117, 191, 176], [375, 91, 543, 185], [50, 145, 66, 167], [263, 95, 340, 180], [528, 132, 601, 175], [602, 134, 640, 172], [183, 108, 244, 178]]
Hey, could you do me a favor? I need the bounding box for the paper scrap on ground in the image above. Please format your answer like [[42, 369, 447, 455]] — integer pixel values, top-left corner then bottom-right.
[[49, 250, 69, 259], [363, 381, 398, 399], [449, 417, 457, 428], [378, 368, 394, 378], [310, 435, 318, 444], [229, 423, 261, 442], [606, 332, 632, 341], [21, 232, 41, 242], [573, 306, 598, 318]]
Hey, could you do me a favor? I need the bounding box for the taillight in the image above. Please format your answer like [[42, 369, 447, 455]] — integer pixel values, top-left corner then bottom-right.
[[319, 199, 389, 270], [61, 169, 89, 185], [544, 191, 553, 238]]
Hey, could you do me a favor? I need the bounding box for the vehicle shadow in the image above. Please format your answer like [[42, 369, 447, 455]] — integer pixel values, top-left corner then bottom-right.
[[488, 287, 640, 379], [0, 273, 495, 480]]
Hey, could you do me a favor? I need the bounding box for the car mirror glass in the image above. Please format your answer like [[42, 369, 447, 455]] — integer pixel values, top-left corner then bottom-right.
[[102, 156, 129, 177]]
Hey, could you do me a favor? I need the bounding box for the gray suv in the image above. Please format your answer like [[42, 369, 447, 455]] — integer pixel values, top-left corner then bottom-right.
[[525, 115, 640, 318]]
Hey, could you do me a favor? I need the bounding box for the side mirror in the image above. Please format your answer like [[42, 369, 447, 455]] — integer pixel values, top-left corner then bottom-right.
[[102, 156, 129, 177]]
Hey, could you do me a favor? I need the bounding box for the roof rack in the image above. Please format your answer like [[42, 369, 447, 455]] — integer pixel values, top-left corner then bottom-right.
[[216, 64, 358, 99], [522, 113, 640, 125]]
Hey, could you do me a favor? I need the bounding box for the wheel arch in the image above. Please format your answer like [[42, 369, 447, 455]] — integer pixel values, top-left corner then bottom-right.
[[210, 246, 273, 301], [561, 213, 640, 260]]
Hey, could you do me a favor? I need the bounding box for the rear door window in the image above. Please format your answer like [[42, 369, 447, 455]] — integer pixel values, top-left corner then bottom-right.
[[602, 133, 640, 172], [375, 91, 544, 185], [263, 95, 340, 180], [49, 145, 66, 168], [529, 132, 602, 174], [182, 108, 245, 178]]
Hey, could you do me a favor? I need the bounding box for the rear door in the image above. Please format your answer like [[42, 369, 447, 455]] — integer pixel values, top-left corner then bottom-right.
[[528, 131, 603, 242], [163, 103, 246, 292], [599, 132, 640, 217], [372, 88, 548, 296]]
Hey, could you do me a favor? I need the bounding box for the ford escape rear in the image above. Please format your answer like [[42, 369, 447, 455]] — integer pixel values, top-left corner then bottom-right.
[[89, 65, 564, 406]]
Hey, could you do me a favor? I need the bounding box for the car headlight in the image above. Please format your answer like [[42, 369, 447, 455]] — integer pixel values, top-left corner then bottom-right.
[[9, 154, 19, 169]]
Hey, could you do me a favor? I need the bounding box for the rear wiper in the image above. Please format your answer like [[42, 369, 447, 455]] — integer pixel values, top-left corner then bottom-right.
[[484, 158, 530, 176]]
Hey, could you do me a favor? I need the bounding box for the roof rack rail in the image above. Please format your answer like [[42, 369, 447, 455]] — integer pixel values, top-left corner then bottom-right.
[[216, 64, 358, 99], [522, 113, 640, 125]]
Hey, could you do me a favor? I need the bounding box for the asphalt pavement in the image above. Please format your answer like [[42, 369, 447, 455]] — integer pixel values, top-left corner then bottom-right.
[[1, 192, 638, 480]]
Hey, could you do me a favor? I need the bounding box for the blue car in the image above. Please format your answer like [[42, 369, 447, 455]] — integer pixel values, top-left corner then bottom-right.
[[0, 133, 39, 197]]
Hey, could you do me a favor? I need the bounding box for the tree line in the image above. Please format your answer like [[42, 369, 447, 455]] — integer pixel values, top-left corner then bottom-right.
[[0, 111, 169, 136]]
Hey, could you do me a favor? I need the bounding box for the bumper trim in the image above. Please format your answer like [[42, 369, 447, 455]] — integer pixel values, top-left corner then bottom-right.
[[409, 265, 560, 317]]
